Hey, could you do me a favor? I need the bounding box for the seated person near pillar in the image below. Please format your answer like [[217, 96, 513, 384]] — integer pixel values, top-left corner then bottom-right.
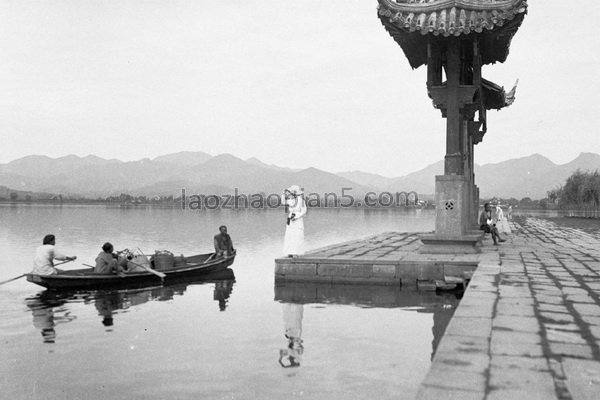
[[479, 203, 506, 246]]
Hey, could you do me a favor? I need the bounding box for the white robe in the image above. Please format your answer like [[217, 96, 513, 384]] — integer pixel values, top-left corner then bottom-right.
[[283, 195, 307, 255]]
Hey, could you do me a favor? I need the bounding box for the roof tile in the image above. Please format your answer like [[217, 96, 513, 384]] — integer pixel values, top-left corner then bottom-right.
[[378, 0, 527, 37]]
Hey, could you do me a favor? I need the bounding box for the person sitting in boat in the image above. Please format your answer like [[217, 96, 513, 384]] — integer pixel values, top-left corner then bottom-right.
[[94, 242, 125, 274], [32, 234, 77, 276], [214, 225, 235, 258]]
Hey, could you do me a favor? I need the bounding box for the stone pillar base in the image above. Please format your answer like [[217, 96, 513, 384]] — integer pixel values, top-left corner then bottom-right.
[[419, 174, 481, 253], [433, 175, 470, 236]]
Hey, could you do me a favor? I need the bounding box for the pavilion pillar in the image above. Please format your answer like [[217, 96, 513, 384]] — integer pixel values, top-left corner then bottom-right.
[[470, 39, 484, 231], [468, 131, 479, 230], [420, 38, 481, 253], [444, 39, 463, 176]]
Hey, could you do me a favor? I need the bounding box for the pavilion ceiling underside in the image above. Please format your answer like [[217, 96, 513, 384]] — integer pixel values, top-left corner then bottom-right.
[[377, 0, 527, 68]]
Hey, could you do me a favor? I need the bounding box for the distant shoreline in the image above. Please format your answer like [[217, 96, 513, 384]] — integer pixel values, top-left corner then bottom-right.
[[0, 199, 428, 210]]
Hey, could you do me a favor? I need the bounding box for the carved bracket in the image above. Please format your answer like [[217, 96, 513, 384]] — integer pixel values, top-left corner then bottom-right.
[[428, 85, 478, 113]]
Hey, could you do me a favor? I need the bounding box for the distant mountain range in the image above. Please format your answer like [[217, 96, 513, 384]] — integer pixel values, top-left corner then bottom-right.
[[1, 151, 599, 200], [0, 152, 372, 199], [339, 153, 600, 199]]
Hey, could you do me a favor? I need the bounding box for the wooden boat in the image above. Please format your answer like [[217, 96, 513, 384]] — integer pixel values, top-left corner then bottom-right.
[[26, 252, 235, 291]]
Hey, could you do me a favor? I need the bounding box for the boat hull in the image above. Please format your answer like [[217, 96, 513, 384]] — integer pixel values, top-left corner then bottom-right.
[[26, 253, 235, 291]]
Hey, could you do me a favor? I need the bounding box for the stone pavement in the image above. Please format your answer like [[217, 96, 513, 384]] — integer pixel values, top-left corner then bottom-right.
[[417, 217, 600, 400], [275, 230, 484, 286], [275, 217, 512, 287], [275, 231, 482, 287]]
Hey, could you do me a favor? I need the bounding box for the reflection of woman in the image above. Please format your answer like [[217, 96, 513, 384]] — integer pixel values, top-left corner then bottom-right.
[[282, 185, 307, 257], [279, 303, 304, 368]]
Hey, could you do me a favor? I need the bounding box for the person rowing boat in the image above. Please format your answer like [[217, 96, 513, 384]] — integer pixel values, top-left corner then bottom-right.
[[32, 234, 77, 276]]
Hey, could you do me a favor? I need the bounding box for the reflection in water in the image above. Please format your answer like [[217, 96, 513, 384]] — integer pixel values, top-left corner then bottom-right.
[[279, 304, 304, 368], [25, 268, 235, 342], [94, 292, 123, 328], [26, 293, 76, 344], [275, 282, 462, 366], [214, 279, 234, 311]]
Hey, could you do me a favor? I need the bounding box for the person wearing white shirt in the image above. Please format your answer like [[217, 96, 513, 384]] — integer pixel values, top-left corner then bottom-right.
[[32, 234, 76, 275], [495, 204, 504, 222]]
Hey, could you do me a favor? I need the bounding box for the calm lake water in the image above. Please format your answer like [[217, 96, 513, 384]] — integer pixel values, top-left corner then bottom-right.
[[0, 205, 461, 400]]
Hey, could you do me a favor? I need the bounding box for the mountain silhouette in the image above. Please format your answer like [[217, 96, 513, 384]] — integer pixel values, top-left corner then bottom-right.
[[0, 152, 372, 198], [339, 153, 600, 199], [1, 152, 599, 200]]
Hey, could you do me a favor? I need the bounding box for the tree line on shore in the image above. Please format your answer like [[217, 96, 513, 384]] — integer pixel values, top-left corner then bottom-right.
[[0, 192, 175, 205], [548, 169, 600, 210], [5, 169, 599, 211]]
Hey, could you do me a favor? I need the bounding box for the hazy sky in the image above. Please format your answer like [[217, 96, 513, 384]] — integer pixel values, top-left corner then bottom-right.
[[1, 1, 598, 177]]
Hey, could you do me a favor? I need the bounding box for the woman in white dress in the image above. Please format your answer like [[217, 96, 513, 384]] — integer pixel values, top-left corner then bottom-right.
[[282, 185, 307, 257]]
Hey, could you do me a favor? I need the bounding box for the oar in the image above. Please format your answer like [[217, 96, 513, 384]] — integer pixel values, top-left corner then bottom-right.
[[55, 259, 76, 267], [127, 260, 166, 280], [0, 259, 75, 286], [202, 253, 216, 264], [0, 274, 27, 286], [129, 249, 166, 280]]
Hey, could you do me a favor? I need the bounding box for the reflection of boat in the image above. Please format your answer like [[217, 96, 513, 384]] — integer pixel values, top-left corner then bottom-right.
[[25, 252, 235, 290], [25, 268, 236, 341], [91, 268, 236, 323]]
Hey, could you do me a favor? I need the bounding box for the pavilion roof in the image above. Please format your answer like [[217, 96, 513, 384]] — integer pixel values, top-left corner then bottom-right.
[[377, 0, 528, 68]]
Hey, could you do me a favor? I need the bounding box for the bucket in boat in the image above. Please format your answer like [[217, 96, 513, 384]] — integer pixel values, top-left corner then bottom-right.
[[154, 250, 175, 271]]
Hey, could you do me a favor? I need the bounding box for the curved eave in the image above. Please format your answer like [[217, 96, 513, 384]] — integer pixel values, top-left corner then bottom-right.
[[482, 78, 518, 110], [377, 0, 527, 68]]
